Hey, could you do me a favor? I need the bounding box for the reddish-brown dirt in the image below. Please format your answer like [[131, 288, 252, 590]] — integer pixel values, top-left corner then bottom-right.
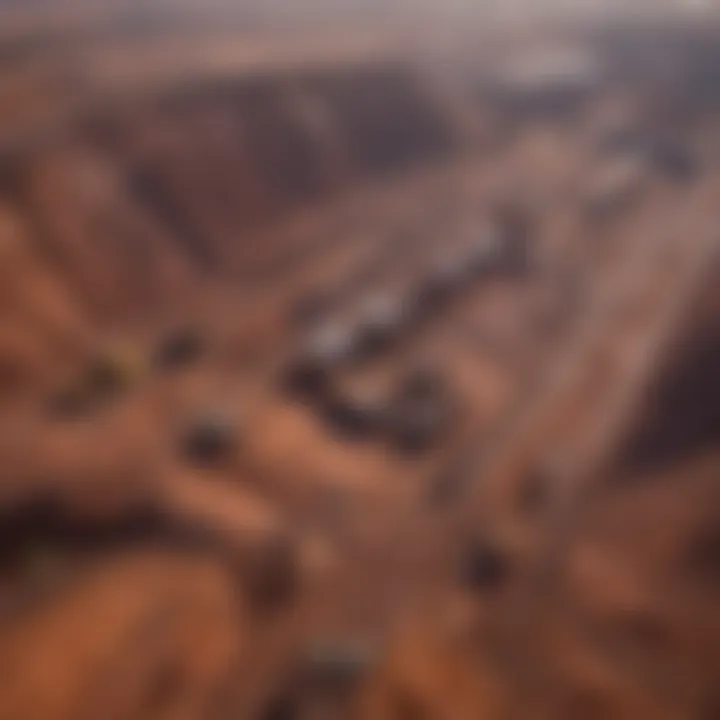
[[0, 10, 719, 720]]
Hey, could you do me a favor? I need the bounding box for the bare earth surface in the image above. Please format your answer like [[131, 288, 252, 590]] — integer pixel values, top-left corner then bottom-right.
[[0, 10, 719, 719]]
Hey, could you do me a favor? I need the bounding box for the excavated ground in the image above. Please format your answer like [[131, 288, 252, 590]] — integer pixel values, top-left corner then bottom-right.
[[0, 14, 719, 720]]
